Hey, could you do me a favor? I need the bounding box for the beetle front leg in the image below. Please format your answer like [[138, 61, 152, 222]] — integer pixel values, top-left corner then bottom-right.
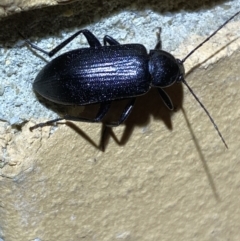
[[158, 88, 174, 110], [105, 98, 136, 127], [154, 27, 162, 50], [103, 35, 120, 46], [20, 29, 102, 57]]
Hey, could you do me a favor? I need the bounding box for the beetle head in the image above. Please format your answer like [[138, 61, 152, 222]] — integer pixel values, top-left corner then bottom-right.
[[149, 50, 185, 88]]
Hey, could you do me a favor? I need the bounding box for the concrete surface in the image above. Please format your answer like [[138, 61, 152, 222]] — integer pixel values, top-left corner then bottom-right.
[[0, 0, 240, 240]]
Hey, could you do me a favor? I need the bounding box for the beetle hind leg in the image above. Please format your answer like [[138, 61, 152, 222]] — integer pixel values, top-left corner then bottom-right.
[[29, 102, 111, 131], [20, 29, 102, 58], [29, 117, 65, 131], [59, 102, 111, 123]]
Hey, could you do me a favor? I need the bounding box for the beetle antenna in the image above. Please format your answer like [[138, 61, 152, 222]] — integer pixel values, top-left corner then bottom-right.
[[182, 78, 228, 149], [181, 10, 240, 63]]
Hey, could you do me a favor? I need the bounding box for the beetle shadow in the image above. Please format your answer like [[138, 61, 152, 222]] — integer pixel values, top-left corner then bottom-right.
[[181, 106, 220, 201], [32, 82, 183, 151], [102, 83, 183, 149], [98, 37, 237, 150]]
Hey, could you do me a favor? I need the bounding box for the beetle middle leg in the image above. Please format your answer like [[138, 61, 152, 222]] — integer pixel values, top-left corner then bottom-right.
[[105, 98, 136, 127], [99, 98, 136, 150], [56, 98, 136, 128]]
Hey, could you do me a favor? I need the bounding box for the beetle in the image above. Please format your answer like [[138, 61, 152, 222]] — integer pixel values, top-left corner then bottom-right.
[[23, 10, 240, 149]]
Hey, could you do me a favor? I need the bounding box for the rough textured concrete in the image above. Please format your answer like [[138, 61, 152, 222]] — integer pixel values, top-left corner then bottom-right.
[[1, 1, 240, 241], [0, 0, 71, 18], [0, 0, 234, 18]]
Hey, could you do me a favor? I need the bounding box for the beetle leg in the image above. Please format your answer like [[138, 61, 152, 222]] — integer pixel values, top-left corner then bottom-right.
[[158, 88, 174, 110], [21, 29, 102, 57], [154, 27, 162, 50], [29, 117, 65, 131], [30, 102, 111, 131], [93, 102, 112, 121], [60, 102, 112, 123], [103, 35, 120, 46], [48, 30, 102, 56], [105, 98, 136, 127]]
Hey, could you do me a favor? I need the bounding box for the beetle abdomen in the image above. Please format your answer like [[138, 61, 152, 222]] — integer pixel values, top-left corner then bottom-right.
[[33, 44, 150, 105]]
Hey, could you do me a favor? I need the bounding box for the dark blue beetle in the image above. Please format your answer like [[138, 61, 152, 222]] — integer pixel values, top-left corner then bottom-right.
[[25, 11, 240, 148], [32, 30, 182, 125]]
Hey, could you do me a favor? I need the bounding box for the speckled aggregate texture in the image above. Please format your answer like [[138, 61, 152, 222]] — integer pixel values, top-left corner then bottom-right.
[[0, 0, 240, 240]]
